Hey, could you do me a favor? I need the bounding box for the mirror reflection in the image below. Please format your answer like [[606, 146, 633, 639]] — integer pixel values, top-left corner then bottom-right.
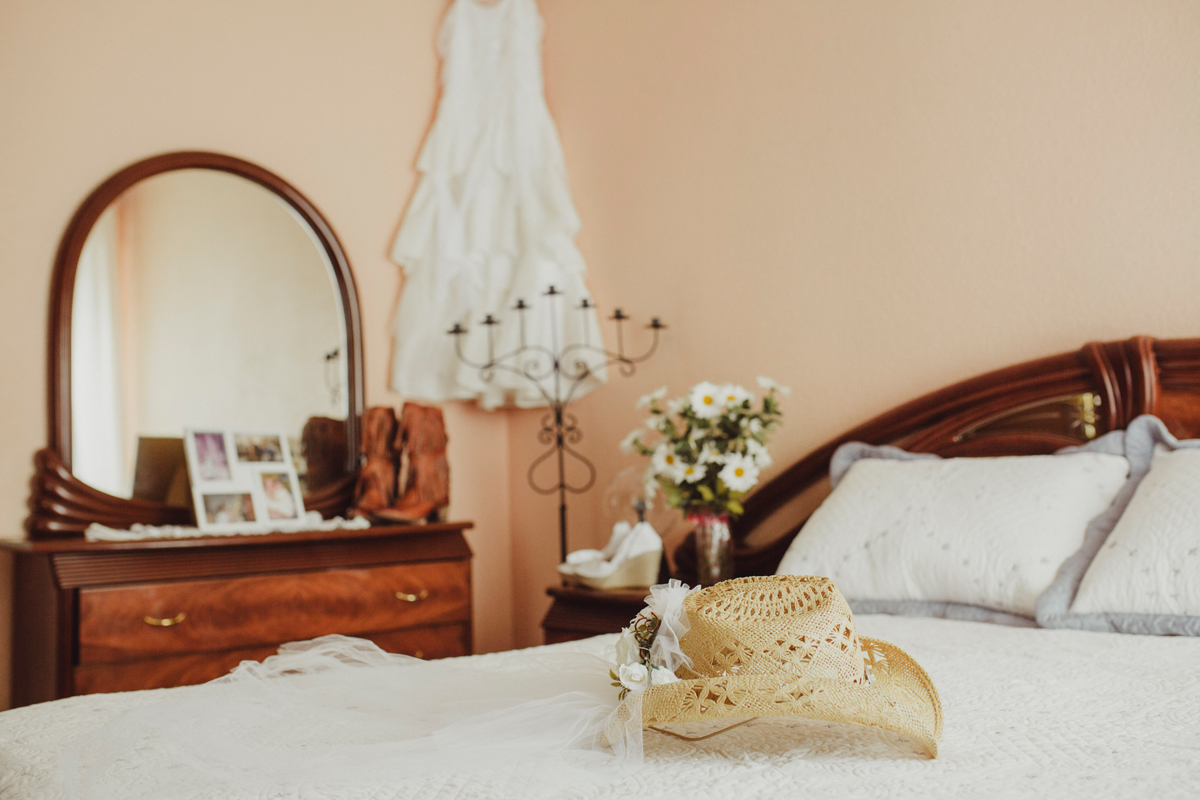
[[70, 168, 346, 500]]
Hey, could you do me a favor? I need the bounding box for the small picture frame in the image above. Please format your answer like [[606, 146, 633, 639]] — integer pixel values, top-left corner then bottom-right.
[[184, 429, 306, 532]]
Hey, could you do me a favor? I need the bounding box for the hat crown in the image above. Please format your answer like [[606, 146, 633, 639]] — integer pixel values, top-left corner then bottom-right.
[[680, 575, 867, 684]]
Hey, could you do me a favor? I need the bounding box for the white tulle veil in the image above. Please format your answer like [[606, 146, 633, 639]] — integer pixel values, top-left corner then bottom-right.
[[59, 585, 702, 799]]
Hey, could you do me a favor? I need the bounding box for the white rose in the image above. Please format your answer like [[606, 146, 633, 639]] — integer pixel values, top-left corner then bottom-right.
[[614, 629, 639, 666], [650, 666, 680, 686], [619, 662, 651, 693]]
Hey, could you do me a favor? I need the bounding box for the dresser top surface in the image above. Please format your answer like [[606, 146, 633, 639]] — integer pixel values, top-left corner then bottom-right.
[[0, 521, 475, 554]]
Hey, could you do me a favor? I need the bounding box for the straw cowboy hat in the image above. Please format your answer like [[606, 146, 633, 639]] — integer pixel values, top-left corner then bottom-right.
[[638, 575, 943, 757]]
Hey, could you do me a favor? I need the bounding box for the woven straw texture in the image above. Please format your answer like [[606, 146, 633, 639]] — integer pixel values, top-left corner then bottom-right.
[[639, 575, 943, 757]]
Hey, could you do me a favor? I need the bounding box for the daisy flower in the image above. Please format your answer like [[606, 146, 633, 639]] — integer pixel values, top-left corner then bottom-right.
[[637, 386, 668, 409], [679, 462, 707, 484], [651, 444, 686, 481], [756, 376, 792, 396], [745, 438, 772, 468], [642, 466, 659, 499], [689, 381, 724, 419], [698, 443, 724, 465], [719, 384, 752, 409], [619, 429, 642, 454], [718, 453, 760, 492]]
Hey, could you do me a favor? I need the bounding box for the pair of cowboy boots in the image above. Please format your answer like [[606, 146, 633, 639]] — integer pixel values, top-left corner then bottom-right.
[[350, 403, 449, 522]]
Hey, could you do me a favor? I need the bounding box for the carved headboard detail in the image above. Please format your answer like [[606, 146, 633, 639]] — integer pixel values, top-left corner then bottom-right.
[[705, 336, 1200, 579]]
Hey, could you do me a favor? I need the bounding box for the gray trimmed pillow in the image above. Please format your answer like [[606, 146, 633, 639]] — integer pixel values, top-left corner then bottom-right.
[[1037, 415, 1200, 635], [776, 434, 1129, 626]]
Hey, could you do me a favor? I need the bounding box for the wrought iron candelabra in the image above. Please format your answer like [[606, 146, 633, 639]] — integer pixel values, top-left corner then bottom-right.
[[448, 286, 665, 562]]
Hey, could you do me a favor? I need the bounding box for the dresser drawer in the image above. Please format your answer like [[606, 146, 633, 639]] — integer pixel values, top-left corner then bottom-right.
[[78, 560, 470, 664], [73, 622, 471, 695]]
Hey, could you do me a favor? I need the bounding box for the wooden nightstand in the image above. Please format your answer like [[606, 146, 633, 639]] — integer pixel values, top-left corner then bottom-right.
[[541, 585, 648, 644]]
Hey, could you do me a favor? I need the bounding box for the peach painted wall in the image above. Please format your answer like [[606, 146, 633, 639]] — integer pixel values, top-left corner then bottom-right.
[[504, 0, 1200, 646], [0, 0, 515, 711]]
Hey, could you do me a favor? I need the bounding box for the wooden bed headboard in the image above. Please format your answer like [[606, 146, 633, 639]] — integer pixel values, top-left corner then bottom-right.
[[711, 336, 1200, 579]]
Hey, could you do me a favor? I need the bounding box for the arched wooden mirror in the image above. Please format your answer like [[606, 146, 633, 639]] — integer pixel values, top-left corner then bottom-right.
[[28, 152, 363, 538]]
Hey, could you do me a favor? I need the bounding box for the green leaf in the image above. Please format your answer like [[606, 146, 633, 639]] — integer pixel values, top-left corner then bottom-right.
[[696, 484, 714, 502], [726, 498, 745, 516]]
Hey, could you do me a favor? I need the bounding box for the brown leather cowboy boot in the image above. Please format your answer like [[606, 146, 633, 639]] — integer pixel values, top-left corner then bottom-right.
[[349, 406, 398, 518], [376, 402, 449, 523]]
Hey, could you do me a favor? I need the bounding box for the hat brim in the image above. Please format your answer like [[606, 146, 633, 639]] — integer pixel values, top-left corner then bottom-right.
[[637, 637, 943, 758]]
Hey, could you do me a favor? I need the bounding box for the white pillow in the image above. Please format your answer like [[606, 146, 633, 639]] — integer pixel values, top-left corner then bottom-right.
[[776, 453, 1129, 617], [1071, 448, 1200, 616]]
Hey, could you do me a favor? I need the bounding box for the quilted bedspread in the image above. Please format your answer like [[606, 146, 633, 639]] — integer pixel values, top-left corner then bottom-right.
[[2, 615, 1199, 799]]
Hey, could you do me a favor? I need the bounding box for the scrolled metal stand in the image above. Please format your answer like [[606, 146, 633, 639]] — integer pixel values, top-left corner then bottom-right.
[[449, 286, 665, 562]]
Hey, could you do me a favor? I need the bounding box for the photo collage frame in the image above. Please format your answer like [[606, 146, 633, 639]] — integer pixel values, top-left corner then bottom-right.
[[183, 429, 307, 532]]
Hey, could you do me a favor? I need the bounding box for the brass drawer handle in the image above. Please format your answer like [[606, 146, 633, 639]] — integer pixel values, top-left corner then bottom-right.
[[143, 612, 187, 627], [395, 589, 430, 603]]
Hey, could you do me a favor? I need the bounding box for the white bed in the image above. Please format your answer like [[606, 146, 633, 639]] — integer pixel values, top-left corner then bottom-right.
[[3, 614, 1199, 799]]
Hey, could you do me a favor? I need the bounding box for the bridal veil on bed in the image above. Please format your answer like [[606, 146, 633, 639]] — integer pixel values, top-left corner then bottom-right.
[[63, 636, 644, 799]]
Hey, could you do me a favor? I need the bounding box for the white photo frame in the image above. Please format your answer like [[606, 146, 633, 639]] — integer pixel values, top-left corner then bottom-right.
[[184, 429, 306, 532]]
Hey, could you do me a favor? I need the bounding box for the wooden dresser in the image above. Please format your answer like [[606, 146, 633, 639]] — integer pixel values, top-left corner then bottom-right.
[[2, 522, 472, 708]]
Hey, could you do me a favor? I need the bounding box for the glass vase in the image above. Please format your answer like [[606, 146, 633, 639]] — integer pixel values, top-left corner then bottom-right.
[[689, 512, 733, 586]]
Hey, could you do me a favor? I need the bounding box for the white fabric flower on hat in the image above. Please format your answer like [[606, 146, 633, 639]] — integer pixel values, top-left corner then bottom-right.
[[614, 629, 639, 666], [651, 444, 686, 481], [618, 662, 650, 693], [650, 666, 680, 686], [689, 382, 724, 419], [637, 386, 667, 409], [720, 384, 751, 409], [756, 376, 792, 396], [719, 453, 760, 492], [745, 438, 772, 468]]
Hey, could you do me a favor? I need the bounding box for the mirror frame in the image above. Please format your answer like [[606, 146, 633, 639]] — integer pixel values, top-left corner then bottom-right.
[[29, 151, 363, 538]]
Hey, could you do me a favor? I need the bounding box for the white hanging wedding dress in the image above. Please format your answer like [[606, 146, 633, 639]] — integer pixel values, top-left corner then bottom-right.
[[390, 0, 605, 409]]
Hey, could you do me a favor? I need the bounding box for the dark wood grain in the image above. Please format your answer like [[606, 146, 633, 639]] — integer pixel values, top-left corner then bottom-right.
[[47, 528, 472, 589], [541, 586, 645, 643], [6, 525, 474, 707], [33, 150, 364, 538], [73, 623, 471, 695], [722, 335, 1200, 577], [79, 561, 470, 663]]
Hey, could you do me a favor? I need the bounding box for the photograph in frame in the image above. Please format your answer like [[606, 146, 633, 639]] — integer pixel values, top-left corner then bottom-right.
[[193, 431, 232, 481], [235, 434, 285, 463], [259, 471, 300, 520], [185, 429, 306, 532], [202, 493, 257, 525]]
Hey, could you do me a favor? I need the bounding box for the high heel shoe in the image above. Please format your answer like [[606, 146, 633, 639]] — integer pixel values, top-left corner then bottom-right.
[[558, 521, 663, 590]]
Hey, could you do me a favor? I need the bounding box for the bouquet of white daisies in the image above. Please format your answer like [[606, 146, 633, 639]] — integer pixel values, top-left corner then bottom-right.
[[623, 378, 787, 518]]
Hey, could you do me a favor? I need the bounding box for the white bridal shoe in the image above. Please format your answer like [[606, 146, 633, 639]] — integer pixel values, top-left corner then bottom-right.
[[558, 520, 663, 590]]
